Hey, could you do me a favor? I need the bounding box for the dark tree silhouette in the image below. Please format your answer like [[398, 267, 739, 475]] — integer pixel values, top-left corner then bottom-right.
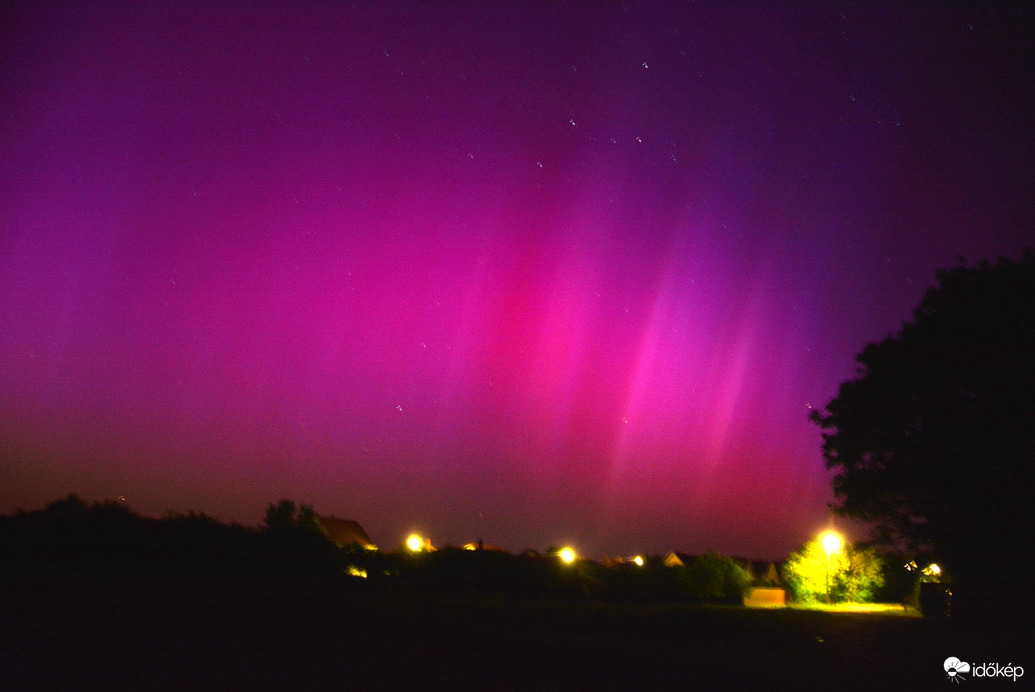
[[263, 499, 324, 534], [260, 499, 343, 576], [811, 251, 1035, 612]]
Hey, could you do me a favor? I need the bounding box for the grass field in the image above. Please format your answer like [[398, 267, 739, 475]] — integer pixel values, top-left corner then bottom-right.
[[786, 601, 918, 614], [1, 577, 1028, 690]]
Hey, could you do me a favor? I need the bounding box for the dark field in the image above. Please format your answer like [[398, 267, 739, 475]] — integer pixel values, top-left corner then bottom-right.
[[2, 578, 1028, 691]]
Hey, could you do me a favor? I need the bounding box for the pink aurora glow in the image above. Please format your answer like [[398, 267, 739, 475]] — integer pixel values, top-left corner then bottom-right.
[[2, 4, 1032, 558]]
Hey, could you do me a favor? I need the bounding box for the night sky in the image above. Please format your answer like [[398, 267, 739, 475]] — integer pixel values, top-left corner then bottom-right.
[[2, 3, 1032, 559]]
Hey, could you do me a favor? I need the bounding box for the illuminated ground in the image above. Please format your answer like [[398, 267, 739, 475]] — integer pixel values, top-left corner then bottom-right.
[[1, 578, 1025, 690], [786, 602, 920, 615]]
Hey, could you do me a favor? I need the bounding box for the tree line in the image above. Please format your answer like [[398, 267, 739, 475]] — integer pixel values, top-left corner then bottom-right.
[[0, 495, 756, 601], [3, 494, 929, 606], [0, 495, 340, 579]]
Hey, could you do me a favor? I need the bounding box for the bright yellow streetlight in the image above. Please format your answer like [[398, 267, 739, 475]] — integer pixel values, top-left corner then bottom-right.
[[406, 533, 425, 552], [819, 530, 844, 603], [821, 530, 843, 555], [632, 555, 644, 567], [558, 547, 577, 564]]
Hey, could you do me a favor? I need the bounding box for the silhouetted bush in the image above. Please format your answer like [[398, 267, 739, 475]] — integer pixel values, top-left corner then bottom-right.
[[683, 552, 753, 603]]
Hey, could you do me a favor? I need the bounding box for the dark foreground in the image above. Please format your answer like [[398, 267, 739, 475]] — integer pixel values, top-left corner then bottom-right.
[[1, 577, 1028, 691]]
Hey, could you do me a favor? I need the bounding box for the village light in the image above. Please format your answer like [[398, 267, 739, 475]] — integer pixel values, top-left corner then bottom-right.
[[632, 555, 644, 567], [558, 547, 577, 564], [406, 534, 425, 552]]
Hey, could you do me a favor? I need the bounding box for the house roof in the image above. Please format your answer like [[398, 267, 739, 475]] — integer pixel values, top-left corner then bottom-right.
[[662, 551, 697, 567], [462, 541, 505, 552], [734, 558, 783, 586], [315, 515, 376, 549]]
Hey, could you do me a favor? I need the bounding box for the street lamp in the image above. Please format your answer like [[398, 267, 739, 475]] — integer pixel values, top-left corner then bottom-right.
[[820, 530, 843, 603]]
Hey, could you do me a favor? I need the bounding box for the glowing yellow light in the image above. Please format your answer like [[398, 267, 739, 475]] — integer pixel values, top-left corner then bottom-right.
[[406, 534, 424, 552], [820, 530, 843, 554], [924, 563, 941, 576], [347, 566, 368, 578], [632, 555, 644, 567], [558, 547, 577, 564]]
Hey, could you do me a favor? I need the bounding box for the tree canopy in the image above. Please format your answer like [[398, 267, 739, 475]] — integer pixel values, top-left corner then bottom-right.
[[811, 251, 1035, 598], [782, 538, 884, 604]]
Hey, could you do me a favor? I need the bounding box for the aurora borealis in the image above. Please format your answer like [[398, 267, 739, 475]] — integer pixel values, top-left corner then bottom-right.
[[2, 3, 1032, 558]]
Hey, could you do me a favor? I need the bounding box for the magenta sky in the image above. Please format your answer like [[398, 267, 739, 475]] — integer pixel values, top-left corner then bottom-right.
[[2, 4, 1032, 559]]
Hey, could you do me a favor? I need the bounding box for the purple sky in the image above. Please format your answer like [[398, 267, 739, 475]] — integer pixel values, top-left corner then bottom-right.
[[2, 3, 1032, 559]]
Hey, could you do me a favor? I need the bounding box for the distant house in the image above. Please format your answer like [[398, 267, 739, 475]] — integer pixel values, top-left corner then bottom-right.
[[315, 516, 377, 551], [462, 541, 505, 552], [603, 554, 645, 568], [662, 551, 696, 568], [751, 561, 782, 587], [741, 559, 786, 607], [734, 559, 782, 587]]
